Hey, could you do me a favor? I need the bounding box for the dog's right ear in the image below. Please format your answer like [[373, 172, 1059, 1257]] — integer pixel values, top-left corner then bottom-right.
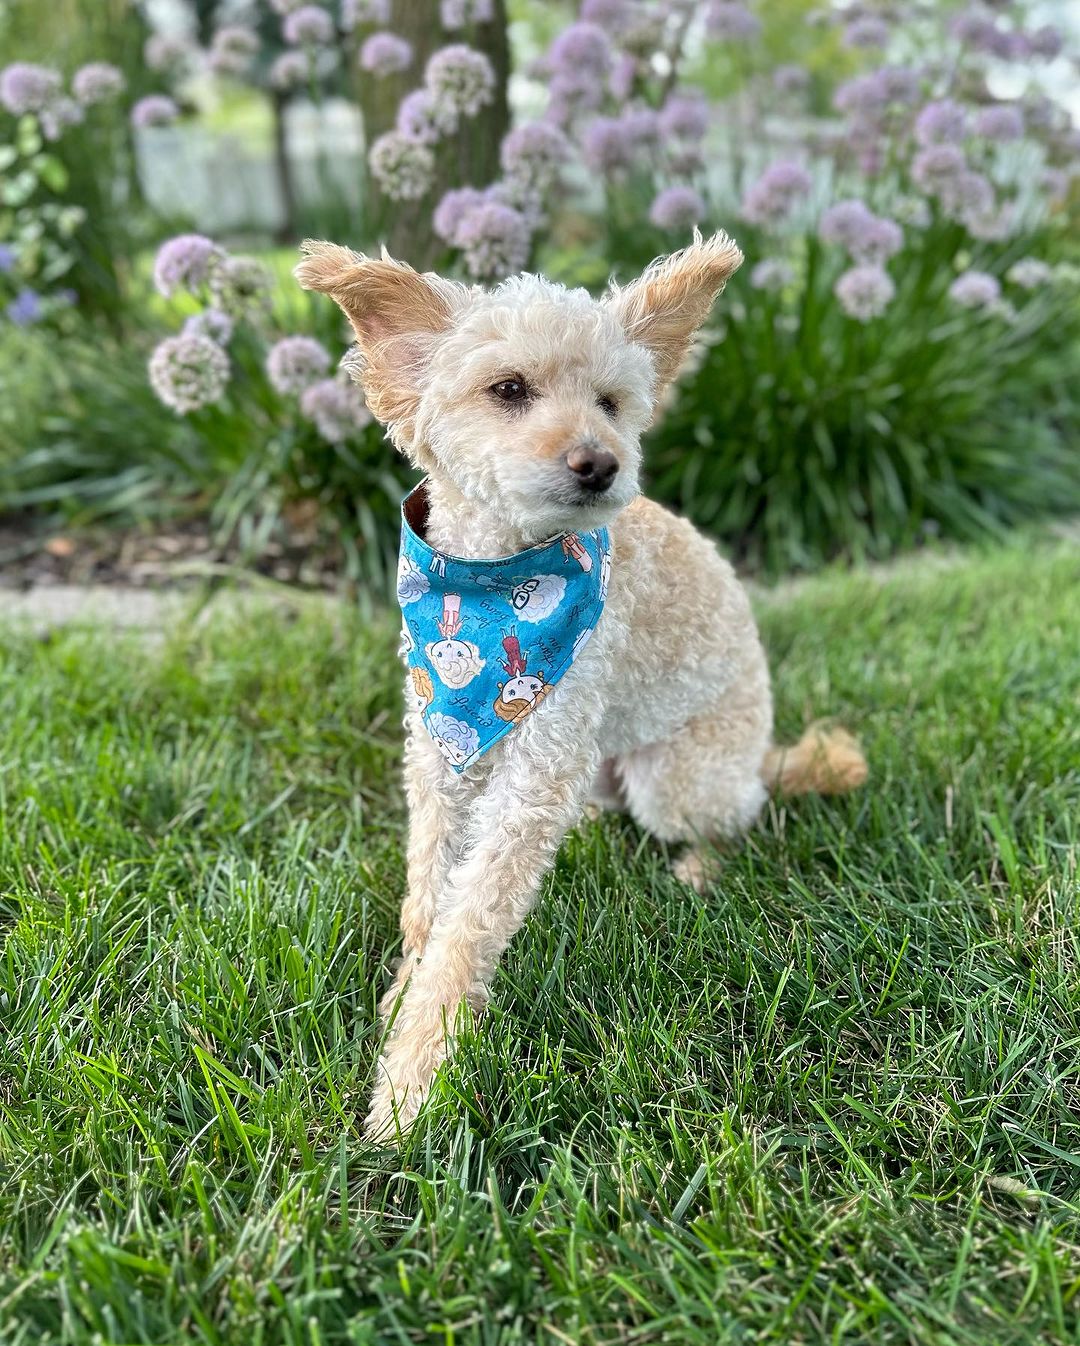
[[294, 240, 467, 437]]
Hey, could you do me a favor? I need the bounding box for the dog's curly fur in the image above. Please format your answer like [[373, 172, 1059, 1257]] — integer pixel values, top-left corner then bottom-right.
[[296, 232, 867, 1139]]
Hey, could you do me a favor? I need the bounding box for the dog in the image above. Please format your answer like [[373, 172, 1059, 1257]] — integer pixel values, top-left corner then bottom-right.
[[295, 231, 867, 1139]]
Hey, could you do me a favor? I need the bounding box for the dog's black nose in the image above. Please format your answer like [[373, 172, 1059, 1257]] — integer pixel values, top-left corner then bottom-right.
[[566, 443, 619, 493]]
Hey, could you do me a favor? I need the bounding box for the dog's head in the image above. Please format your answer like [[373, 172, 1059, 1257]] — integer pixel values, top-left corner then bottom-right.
[[295, 231, 742, 540]]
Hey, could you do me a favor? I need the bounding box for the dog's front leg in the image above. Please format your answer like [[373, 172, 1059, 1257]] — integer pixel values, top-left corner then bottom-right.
[[364, 705, 600, 1139], [378, 720, 486, 1023]]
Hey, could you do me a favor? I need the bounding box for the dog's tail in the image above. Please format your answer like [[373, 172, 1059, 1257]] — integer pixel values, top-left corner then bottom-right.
[[762, 722, 867, 796]]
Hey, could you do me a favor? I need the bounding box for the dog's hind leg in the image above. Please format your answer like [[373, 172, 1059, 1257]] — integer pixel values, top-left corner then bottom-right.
[[617, 679, 773, 893]]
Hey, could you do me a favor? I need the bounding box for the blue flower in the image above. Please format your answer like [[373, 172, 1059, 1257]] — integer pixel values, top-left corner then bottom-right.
[[0, 244, 16, 274], [6, 288, 42, 325]]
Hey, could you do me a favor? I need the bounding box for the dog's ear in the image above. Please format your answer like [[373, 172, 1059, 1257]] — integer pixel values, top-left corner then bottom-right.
[[294, 240, 467, 437], [604, 230, 743, 391]]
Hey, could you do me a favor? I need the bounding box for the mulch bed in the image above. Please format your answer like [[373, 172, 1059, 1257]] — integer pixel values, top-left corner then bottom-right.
[[0, 509, 351, 593]]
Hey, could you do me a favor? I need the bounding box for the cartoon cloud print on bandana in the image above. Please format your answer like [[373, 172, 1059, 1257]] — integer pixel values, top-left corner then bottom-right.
[[427, 711, 480, 768], [510, 573, 565, 623], [397, 554, 429, 604], [493, 631, 550, 723], [426, 593, 486, 688]]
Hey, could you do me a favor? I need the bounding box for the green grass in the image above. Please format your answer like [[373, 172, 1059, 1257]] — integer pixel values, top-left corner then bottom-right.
[[1, 537, 1079, 1344]]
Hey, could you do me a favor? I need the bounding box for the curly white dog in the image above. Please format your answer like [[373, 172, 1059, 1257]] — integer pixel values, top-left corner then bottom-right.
[[296, 231, 867, 1140]]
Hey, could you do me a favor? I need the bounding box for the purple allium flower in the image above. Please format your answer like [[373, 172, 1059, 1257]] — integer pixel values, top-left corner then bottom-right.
[[659, 90, 710, 142], [499, 120, 571, 190], [131, 94, 179, 128], [852, 215, 902, 263], [893, 195, 932, 227], [548, 22, 612, 78], [341, 0, 390, 28], [360, 32, 413, 75], [300, 377, 372, 442], [580, 0, 628, 27], [949, 8, 1000, 52], [666, 143, 706, 176], [750, 258, 794, 291], [485, 177, 543, 228], [283, 5, 334, 45], [209, 254, 272, 310], [706, 2, 761, 41], [819, 200, 903, 263], [5, 288, 42, 326], [71, 62, 125, 107], [740, 160, 812, 225], [915, 99, 968, 146], [911, 143, 967, 194], [834, 264, 895, 320], [266, 335, 332, 394], [834, 66, 920, 117], [368, 130, 435, 200], [424, 44, 495, 118], [209, 24, 259, 77], [182, 307, 234, 345], [39, 96, 83, 142], [0, 62, 61, 115], [944, 169, 994, 221], [608, 52, 638, 102], [440, 0, 495, 27], [1029, 24, 1063, 60], [0, 243, 16, 273], [948, 269, 1001, 308], [270, 50, 313, 90], [773, 64, 809, 94], [433, 186, 486, 243], [149, 334, 230, 413], [649, 185, 706, 230], [456, 200, 530, 279], [582, 115, 639, 175], [965, 200, 1015, 241], [1006, 257, 1052, 289], [153, 234, 223, 298], [144, 33, 192, 73], [974, 104, 1024, 142], [819, 198, 875, 247], [397, 88, 457, 143], [545, 70, 604, 124], [844, 15, 889, 49]]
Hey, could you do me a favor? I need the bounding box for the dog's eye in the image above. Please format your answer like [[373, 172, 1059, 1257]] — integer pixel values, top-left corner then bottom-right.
[[490, 378, 530, 403], [598, 395, 618, 419]]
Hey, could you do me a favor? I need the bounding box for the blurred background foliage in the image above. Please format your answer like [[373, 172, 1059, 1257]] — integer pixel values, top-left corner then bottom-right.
[[1, 0, 1078, 586]]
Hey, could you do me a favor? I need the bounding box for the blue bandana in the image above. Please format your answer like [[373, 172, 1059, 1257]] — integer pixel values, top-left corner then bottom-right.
[[396, 482, 611, 772]]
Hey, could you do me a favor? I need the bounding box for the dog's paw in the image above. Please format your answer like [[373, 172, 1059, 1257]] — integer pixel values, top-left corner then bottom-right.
[[363, 1074, 426, 1143], [672, 847, 723, 894]]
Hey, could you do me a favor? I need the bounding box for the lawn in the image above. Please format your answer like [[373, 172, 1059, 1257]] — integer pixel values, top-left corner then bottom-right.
[[1, 536, 1079, 1345]]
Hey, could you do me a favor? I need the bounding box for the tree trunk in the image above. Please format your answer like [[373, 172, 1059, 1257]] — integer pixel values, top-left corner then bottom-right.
[[357, 0, 511, 267]]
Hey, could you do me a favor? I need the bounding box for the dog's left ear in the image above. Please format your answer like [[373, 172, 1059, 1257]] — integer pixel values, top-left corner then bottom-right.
[[604, 230, 743, 391], [294, 240, 468, 442]]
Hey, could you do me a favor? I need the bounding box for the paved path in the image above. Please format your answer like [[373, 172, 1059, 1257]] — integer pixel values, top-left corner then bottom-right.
[[0, 583, 332, 638]]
